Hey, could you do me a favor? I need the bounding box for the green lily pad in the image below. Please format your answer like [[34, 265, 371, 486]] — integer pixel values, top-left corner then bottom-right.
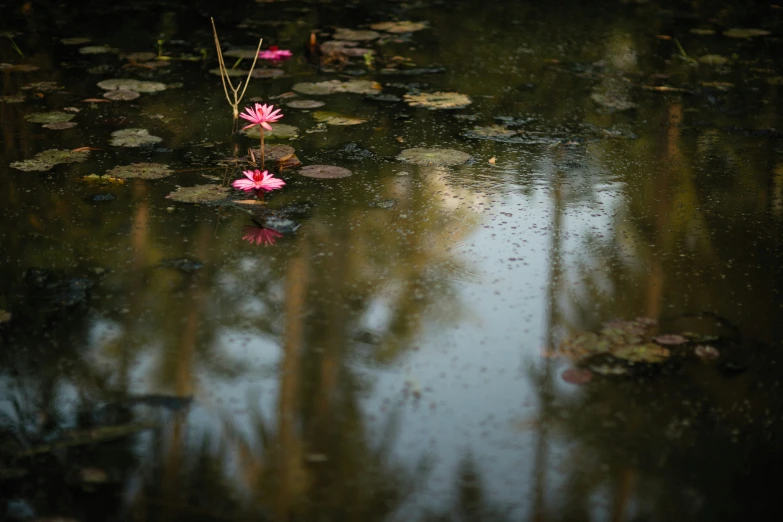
[[463, 125, 519, 140], [404, 91, 472, 110], [370, 21, 429, 33], [299, 165, 353, 179], [1, 94, 26, 103], [332, 28, 380, 41], [21, 81, 61, 91], [79, 45, 117, 54], [613, 343, 670, 363], [110, 128, 163, 147], [243, 123, 299, 140], [61, 37, 92, 45], [312, 111, 367, 125], [287, 99, 325, 109], [723, 28, 771, 38], [97, 78, 167, 93], [10, 148, 90, 172], [24, 111, 75, 124], [43, 122, 77, 130], [106, 162, 172, 180], [292, 79, 382, 96], [103, 89, 140, 101], [249, 144, 295, 163], [0, 309, 10, 323], [699, 54, 729, 65], [397, 147, 472, 166], [165, 184, 230, 204], [0, 63, 39, 72]]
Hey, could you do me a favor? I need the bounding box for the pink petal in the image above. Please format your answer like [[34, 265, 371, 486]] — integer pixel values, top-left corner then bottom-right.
[[261, 122, 273, 131], [242, 170, 258, 181], [232, 179, 257, 191]]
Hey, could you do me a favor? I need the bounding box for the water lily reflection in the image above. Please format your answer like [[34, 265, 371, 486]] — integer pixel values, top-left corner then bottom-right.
[[242, 224, 282, 246]]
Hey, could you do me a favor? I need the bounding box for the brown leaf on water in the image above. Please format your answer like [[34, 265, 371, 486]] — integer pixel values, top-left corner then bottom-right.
[[72, 147, 101, 152], [655, 35, 672, 40], [83, 98, 111, 103]]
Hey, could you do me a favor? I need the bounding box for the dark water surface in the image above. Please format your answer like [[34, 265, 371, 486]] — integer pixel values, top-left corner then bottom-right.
[[2, 0, 783, 520]]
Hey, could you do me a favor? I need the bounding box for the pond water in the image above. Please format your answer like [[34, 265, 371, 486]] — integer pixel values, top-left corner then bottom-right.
[[2, 0, 783, 520]]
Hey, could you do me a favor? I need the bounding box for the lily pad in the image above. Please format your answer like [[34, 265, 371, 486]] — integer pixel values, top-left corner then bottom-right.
[[243, 123, 299, 140], [653, 334, 688, 346], [312, 111, 367, 125], [249, 144, 295, 163], [110, 128, 163, 147], [286, 99, 325, 109], [79, 45, 117, 54], [690, 28, 715, 36], [404, 91, 472, 109], [103, 89, 140, 101], [723, 28, 771, 38], [0, 94, 25, 103], [293, 79, 381, 96], [0, 63, 39, 72], [397, 147, 472, 166], [25, 111, 75, 125], [251, 68, 285, 79], [10, 148, 90, 172], [0, 309, 10, 324], [166, 184, 230, 204], [122, 51, 157, 61], [695, 345, 720, 361], [613, 343, 670, 363], [332, 28, 380, 41], [21, 81, 61, 91], [43, 122, 77, 130], [321, 40, 374, 58], [370, 21, 429, 33], [97, 78, 167, 93], [299, 165, 353, 179], [106, 162, 172, 180], [463, 125, 519, 140], [61, 37, 92, 45], [699, 54, 729, 65]]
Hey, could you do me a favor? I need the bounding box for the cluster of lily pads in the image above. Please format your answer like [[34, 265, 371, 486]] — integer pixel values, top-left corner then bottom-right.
[[555, 317, 723, 384]]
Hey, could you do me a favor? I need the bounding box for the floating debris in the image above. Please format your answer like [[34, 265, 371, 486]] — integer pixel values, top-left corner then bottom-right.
[[370, 21, 429, 33], [61, 36, 92, 45], [24, 111, 75, 125], [106, 162, 172, 180], [10, 148, 90, 172], [0, 63, 39, 72], [166, 184, 230, 204], [695, 345, 720, 361], [110, 128, 162, 147], [293, 79, 381, 96], [299, 165, 353, 179], [286, 99, 326, 109], [97, 78, 167, 93], [404, 91, 472, 109], [561, 368, 593, 385], [332, 28, 380, 41], [723, 28, 771, 38], [79, 45, 117, 54], [312, 111, 367, 125], [397, 147, 472, 166], [103, 89, 140, 101]]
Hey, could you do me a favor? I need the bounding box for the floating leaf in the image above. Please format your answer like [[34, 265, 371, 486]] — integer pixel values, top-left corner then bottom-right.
[[166, 184, 230, 204], [25, 111, 75, 124], [251, 68, 285, 79], [83, 174, 125, 184], [21, 81, 62, 91], [699, 54, 729, 65], [332, 28, 380, 41], [97, 78, 167, 93], [103, 89, 140, 101], [0, 309, 10, 324], [723, 28, 771, 38], [43, 122, 77, 130], [561, 368, 593, 384], [321, 40, 374, 58], [10, 148, 90, 172], [122, 51, 157, 61], [110, 128, 163, 147], [654, 334, 688, 346], [695, 345, 720, 361], [397, 147, 472, 166], [61, 36, 92, 45], [243, 123, 299, 140], [106, 162, 172, 180], [79, 45, 117, 54], [613, 343, 670, 363], [299, 165, 353, 179], [293, 79, 381, 96], [0, 94, 25, 103], [312, 111, 367, 125], [463, 125, 518, 139], [0, 63, 39, 72], [370, 21, 429, 33], [249, 144, 295, 163], [286, 99, 325, 109], [404, 91, 472, 109]]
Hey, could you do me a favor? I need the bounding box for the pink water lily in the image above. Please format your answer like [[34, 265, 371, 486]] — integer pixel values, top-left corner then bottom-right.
[[258, 46, 293, 62], [240, 103, 283, 132], [242, 226, 283, 246], [232, 169, 286, 193]]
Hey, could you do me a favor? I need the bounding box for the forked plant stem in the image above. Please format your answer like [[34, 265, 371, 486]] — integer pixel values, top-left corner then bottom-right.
[[211, 17, 262, 123]]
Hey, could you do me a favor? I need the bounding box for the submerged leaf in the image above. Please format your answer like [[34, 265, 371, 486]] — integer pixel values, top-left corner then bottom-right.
[[370, 21, 429, 33], [654, 334, 688, 346], [106, 162, 172, 180], [723, 28, 771, 38], [312, 111, 367, 125], [286, 99, 326, 109], [97, 78, 167, 93], [332, 28, 380, 41], [397, 147, 472, 166], [298, 165, 353, 179], [166, 184, 230, 204], [404, 91, 472, 109], [110, 128, 162, 147], [25, 112, 75, 124]]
